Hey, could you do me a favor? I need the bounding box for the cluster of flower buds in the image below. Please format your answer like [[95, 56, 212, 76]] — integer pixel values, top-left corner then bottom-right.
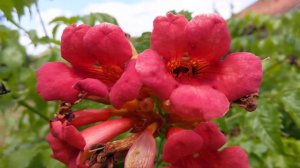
[[36, 13, 262, 168]]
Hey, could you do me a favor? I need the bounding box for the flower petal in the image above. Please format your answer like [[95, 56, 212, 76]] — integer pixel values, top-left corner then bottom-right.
[[49, 120, 63, 138], [46, 133, 79, 165], [61, 24, 97, 67], [62, 125, 86, 150], [36, 62, 81, 103], [125, 130, 156, 168], [74, 78, 109, 98], [169, 155, 210, 168], [83, 23, 132, 67], [185, 14, 230, 62], [136, 49, 178, 100], [110, 60, 143, 108], [81, 118, 133, 149], [151, 12, 188, 61], [169, 85, 229, 121], [193, 122, 226, 151], [50, 120, 86, 150], [218, 146, 249, 168], [70, 109, 112, 127], [212, 52, 262, 101], [163, 129, 203, 163]]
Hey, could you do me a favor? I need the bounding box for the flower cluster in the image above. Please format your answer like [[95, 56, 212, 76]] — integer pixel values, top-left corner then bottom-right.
[[36, 13, 262, 168]]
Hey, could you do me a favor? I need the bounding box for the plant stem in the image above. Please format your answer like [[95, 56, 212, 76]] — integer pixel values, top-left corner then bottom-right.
[[155, 135, 165, 167], [34, 1, 52, 49], [18, 100, 49, 121]]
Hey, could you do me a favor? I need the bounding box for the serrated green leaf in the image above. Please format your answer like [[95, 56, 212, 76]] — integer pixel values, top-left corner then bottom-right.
[[282, 89, 300, 129], [49, 16, 79, 25], [91, 12, 118, 25], [12, 0, 25, 19], [0, 0, 14, 21], [242, 97, 284, 153]]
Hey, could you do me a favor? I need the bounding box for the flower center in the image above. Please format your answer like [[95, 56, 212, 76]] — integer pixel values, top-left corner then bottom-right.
[[75, 64, 123, 86], [167, 56, 208, 79]]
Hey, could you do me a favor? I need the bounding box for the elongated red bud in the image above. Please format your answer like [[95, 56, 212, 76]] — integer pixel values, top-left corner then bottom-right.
[[70, 108, 112, 127], [81, 118, 133, 149]]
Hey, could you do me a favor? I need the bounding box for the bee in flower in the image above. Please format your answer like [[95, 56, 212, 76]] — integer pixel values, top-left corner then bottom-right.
[[135, 12, 262, 121]]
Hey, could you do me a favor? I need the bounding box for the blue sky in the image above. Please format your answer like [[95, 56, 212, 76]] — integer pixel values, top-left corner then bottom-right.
[[15, 0, 257, 55], [39, 0, 139, 11]]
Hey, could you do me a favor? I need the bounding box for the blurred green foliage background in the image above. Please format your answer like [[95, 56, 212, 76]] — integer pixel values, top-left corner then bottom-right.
[[0, 1, 300, 168]]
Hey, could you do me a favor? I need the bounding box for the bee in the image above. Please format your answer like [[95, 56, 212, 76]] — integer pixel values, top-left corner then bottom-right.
[[0, 82, 10, 95]]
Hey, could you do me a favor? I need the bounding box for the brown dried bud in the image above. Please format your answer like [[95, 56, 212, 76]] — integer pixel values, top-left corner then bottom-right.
[[234, 92, 259, 112], [89, 134, 138, 168]]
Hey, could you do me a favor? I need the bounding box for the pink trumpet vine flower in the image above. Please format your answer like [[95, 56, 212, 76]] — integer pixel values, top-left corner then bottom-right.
[[163, 122, 249, 168], [136, 13, 262, 121], [36, 23, 142, 108], [46, 110, 133, 168]]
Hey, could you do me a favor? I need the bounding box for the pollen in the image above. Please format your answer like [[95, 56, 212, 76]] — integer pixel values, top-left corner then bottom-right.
[[75, 64, 123, 86], [167, 56, 209, 78]]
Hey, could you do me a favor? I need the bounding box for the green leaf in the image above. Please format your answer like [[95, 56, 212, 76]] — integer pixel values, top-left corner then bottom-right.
[[0, 0, 36, 21], [282, 89, 300, 129], [49, 16, 79, 25], [241, 97, 284, 153], [49, 13, 118, 27], [131, 32, 151, 53], [90, 12, 118, 25], [51, 24, 60, 39], [0, 143, 43, 168], [12, 0, 26, 19], [168, 10, 193, 21], [0, 0, 14, 21]]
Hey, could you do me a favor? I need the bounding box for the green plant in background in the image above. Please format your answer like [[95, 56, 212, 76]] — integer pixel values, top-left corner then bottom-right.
[[225, 12, 300, 168], [0, 1, 300, 167]]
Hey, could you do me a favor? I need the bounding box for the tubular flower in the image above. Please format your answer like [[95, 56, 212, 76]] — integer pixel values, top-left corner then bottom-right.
[[135, 13, 262, 121], [36, 13, 262, 168], [46, 113, 133, 168], [163, 122, 249, 168], [36, 23, 142, 107]]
